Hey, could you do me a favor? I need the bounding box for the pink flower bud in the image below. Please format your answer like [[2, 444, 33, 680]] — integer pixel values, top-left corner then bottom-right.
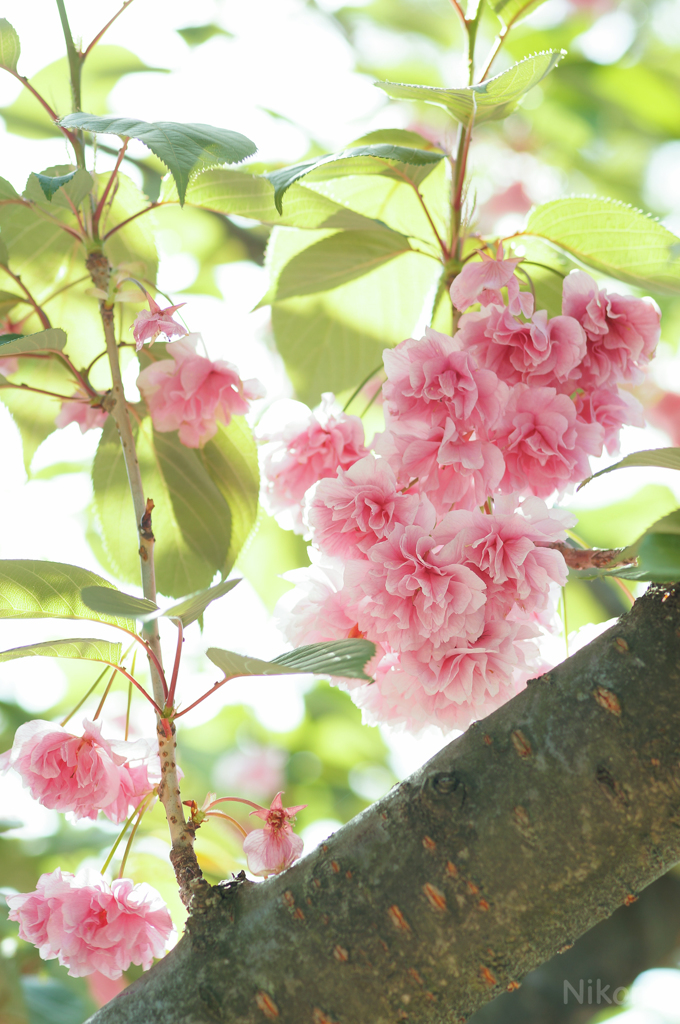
[[242, 792, 306, 877], [55, 390, 108, 433]]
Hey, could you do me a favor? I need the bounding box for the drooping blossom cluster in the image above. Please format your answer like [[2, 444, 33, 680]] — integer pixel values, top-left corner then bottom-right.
[[0, 718, 159, 823], [55, 389, 109, 434], [137, 334, 265, 448], [266, 250, 659, 732], [7, 868, 174, 979]]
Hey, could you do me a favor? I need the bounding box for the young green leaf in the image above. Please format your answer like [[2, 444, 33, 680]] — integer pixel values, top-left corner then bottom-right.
[[265, 145, 444, 214], [0, 18, 20, 73], [25, 167, 94, 210], [0, 561, 135, 630], [0, 327, 66, 357], [487, 0, 549, 28], [523, 197, 680, 293], [262, 228, 414, 304], [93, 417, 232, 598], [0, 175, 19, 201], [80, 587, 159, 620], [174, 166, 389, 231], [200, 417, 260, 573], [376, 50, 565, 127], [0, 638, 122, 666], [207, 638, 375, 681], [161, 577, 241, 627], [177, 23, 233, 46], [59, 113, 257, 205], [579, 448, 680, 490]]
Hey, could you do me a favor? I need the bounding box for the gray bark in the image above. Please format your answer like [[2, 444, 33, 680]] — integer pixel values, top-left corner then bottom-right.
[[87, 582, 680, 1024]]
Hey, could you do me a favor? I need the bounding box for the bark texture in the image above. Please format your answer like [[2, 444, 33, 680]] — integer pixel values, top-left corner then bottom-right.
[[87, 583, 680, 1024]]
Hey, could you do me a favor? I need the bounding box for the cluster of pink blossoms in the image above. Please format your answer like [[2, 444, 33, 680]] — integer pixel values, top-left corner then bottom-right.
[[0, 718, 160, 823], [266, 251, 659, 732], [7, 869, 174, 979]]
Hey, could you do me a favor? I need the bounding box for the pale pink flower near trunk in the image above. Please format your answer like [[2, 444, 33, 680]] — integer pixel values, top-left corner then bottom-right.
[[7, 868, 174, 978], [0, 719, 159, 823], [137, 334, 265, 448], [131, 293, 187, 351], [242, 792, 306, 877], [55, 390, 108, 433], [260, 394, 368, 534]]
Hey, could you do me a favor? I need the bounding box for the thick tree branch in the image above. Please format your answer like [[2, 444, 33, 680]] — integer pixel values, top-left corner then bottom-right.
[[86, 582, 680, 1024]]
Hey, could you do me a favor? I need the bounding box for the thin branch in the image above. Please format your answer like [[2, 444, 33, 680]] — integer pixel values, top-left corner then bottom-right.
[[102, 202, 163, 241], [410, 183, 450, 259], [55, 0, 86, 168], [173, 676, 232, 719], [0, 267, 51, 329], [541, 542, 637, 571], [0, 381, 85, 401], [447, 0, 468, 30], [2, 68, 79, 150], [83, 0, 136, 59], [166, 619, 183, 710], [93, 139, 129, 235]]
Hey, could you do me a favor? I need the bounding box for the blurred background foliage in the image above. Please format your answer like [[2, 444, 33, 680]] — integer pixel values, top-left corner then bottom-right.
[[2, 0, 680, 1020]]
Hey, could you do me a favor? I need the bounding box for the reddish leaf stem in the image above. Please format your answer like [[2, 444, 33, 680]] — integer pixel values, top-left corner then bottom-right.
[[93, 139, 129, 235]]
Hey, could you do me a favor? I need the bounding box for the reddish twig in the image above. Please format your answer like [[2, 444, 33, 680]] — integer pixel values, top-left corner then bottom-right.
[[541, 542, 637, 571]]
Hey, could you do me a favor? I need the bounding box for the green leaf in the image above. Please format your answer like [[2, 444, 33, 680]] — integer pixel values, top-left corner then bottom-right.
[[92, 417, 232, 598], [200, 418, 260, 573], [487, 0, 549, 28], [0, 46, 169, 140], [263, 228, 413, 303], [523, 197, 680, 294], [0, 18, 20, 72], [80, 586, 159, 620], [25, 167, 94, 210], [33, 169, 77, 202], [266, 145, 444, 214], [0, 351, 74, 470], [162, 577, 241, 627], [0, 326, 66, 357], [0, 175, 20, 200], [376, 51, 565, 127], [0, 560, 135, 630], [579, 448, 680, 489], [0, 637, 122, 666], [177, 23, 233, 46], [270, 244, 440, 404], [60, 113, 257, 205], [176, 166, 391, 231], [207, 638, 375, 681], [272, 639, 376, 680]]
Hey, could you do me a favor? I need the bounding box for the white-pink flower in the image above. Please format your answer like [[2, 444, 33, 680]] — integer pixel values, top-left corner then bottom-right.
[[305, 455, 419, 558], [137, 334, 264, 448], [55, 390, 108, 433], [562, 270, 660, 388], [6, 868, 174, 978], [457, 305, 586, 387], [260, 394, 368, 534], [495, 385, 603, 497], [450, 245, 532, 317], [242, 792, 305, 877], [0, 719, 158, 823], [647, 391, 680, 447], [346, 522, 487, 659], [131, 294, 187, 351], [576, 386, 645, 455]]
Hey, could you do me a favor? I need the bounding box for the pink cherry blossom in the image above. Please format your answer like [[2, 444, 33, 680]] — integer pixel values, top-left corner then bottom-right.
[[495, 385, 603, 497], [450, 244, 533, 317], [260, 394, 369, 534], [305, 455, 419, 558], [345, 522, 487, 659], [562, 270, 660, 388], [576, 386, 645, 455], [457, 305, 586, 387], [7, 868, 174, 978], [55, 390, 108, 433], [131, 293, 187, 351], [214, 746, 286, 801], [382, 329, 507, 432], [242, 792, 306, 877], [0, 719, 159, 823], [0, 355, 18, 376], [276, 551, 361, 648], [647, 391, 680, 446], [137, 334, 264, 448]]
